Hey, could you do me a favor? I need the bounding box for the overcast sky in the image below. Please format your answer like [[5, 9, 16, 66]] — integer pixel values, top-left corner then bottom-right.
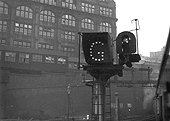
[[115, 0, 170, 56]]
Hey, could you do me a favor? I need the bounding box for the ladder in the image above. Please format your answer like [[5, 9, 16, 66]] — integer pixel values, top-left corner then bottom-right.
[[105, 79, 112, 121], [90, 79, 112, 121]]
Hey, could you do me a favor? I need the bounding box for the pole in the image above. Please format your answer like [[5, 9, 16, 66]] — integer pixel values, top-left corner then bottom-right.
[[78, 32, 82, 69], [67, 84, 71, 121], [131, 19, 140, 54], [93, 80, 106, 121], [115, 92, 119, 121]]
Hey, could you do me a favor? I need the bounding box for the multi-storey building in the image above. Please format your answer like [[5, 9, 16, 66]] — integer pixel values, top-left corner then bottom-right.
[[0, 0, 118, 119], [0, 0, 156, 120]]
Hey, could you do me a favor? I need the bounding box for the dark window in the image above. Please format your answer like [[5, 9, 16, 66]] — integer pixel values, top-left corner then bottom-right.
[[5, 52, 16, 62], [13, 40, 31, 48], [38, 43, 54, 50], [19, 53, 29, 63], [32, 54, 43, 62], [61, 30, 75, 43], [39, 27, 54, 39], [0, 38, 6, 45]]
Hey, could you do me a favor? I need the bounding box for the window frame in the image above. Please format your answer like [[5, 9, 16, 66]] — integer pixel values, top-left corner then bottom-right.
[[5, 52, 16, 62], [82, 2, 95, 13], [62, 14, 75, 27], [19, 53, 30, 63], [0, 1, 8, 14], [16, 6, 33, 19], [81, 18, 94, 30], [100, 22, 112, 33], [40, 10, 55, 23]]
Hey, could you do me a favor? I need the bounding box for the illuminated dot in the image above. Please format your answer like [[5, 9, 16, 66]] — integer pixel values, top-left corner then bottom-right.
[[101, 55, 104, 57], [102, 43, 104, 45], [95, 59, 97, 61], [98, 59, 101, 61], [101, 52, 104, 54], [90, 48, 92, 50], [102, 58, 104, 60], [98, 52, 100, 54], [92, 57, 94, 59], [90, 54, 92, 56], [95, 42, 98, 44]]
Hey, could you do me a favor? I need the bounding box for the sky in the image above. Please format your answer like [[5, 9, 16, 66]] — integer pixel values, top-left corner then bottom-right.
[[114, 0, 170, 56]]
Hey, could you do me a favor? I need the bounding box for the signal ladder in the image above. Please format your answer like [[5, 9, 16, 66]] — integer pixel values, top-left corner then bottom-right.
[[87, 78, 112, 121]]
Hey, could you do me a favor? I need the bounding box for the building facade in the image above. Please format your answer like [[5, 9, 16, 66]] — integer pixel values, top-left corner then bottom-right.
[[0, 0, 118, 119], [0, 0, 156, 120]]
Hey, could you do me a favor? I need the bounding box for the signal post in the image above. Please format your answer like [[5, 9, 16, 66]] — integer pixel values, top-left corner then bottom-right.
[[81, 32, 140, 121], [84, 64, 122, 121]]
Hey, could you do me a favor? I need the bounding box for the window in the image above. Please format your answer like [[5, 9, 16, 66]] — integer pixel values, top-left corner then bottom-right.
[[0, 20, 7, 32], [5, 52, 16, 62], [62, 0, 76, 10], [61, 30, 75, 43], [45, 55, 54, 63], [82, 3, 95, 13], [81, 18, 94, 30], [38, 43, 54, 50], [19, 53, 29, 63], [40, 10, 55, 23], [62, 14, 75, 26], [100, 22, 112, 33], [0, 1, 8, 14], [13, 40, 31, 48], [0, 38, 6, 45], [59, 46, 75, 57], [39, 27, 55, 39], [32, 54, 42, 62], [127, 103, 132, 108], [32, 0, 57, 6], [57, 57, 66, 64], [14, 23, 32, 36], [16, 6, 33, 19], [100, 7, 112, 17]]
